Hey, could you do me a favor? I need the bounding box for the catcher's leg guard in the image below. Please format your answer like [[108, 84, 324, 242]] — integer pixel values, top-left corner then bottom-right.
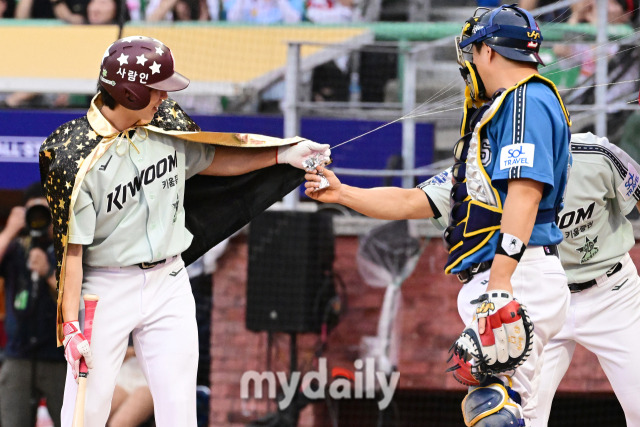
[[462, 378, 525, 427]]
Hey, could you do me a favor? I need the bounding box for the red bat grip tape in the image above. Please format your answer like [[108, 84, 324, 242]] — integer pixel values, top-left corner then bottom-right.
[[79, 296, 98, 375]]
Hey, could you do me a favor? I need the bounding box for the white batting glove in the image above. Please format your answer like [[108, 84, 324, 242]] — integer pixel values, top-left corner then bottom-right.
[[63, 320, 94, 381], [276, 139, 331, 170]]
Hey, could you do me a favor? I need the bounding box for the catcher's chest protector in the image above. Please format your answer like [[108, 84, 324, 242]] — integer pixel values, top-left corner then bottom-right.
[[443, 96, 502, 275], [443, 76, 566, 275]]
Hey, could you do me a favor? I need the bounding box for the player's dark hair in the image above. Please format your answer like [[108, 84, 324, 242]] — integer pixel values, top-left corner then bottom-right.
[[97, 83, 118, 109], [23, 181, 45, 204]]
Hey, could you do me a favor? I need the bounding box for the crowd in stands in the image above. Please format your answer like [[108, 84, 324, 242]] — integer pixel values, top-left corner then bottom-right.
[[0, 0, 361, 109], [0, 0, 638, 140], [0, 0, 358, 25]]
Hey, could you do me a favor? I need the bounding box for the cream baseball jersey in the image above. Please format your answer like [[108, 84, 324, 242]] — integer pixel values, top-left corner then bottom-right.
[[69, 127, 215, 267], [558, 132, 640, 283]]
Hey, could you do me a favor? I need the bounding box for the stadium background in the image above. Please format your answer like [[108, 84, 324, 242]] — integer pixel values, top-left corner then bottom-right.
[[1, 1, 639, 424]]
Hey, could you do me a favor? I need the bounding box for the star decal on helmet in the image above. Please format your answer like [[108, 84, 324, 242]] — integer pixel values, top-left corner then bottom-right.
[[117, 53, 129, 66], [136, 54, 148, 65], [149, 61, 161, 74], [155, 46, 164, 56]]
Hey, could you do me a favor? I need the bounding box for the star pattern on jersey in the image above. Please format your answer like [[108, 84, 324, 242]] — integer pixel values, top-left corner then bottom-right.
[[576, 235, 599, 264], [149, 61, 161, 74]]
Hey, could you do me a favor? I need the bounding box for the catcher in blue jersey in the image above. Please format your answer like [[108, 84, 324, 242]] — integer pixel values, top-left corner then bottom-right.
[[305, 5, 572, 425]]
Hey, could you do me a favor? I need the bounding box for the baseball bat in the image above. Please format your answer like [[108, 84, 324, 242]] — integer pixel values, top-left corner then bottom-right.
[[72, 294, 99, 427]]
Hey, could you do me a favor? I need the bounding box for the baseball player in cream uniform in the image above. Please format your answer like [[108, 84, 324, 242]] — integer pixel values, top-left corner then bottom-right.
[[533, 133, 640, 426], [62, 126, 218, 427], [46, 36, 331, 427]]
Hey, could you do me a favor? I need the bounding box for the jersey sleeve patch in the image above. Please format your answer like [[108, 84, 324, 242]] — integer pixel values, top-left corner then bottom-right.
[[499, 143, 535, 170], [617, 161, 640, 201], [417, 168, 452, 188]]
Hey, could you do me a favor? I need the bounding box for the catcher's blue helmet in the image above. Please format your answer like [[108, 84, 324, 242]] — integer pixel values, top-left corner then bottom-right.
[[458, 4, 545, 66]]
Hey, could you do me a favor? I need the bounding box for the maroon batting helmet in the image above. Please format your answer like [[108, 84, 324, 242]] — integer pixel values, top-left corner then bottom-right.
[[99, 36, 189, 110]]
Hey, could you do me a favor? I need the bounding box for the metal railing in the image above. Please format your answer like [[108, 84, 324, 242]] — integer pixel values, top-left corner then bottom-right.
[[281, 0, 639, 211]]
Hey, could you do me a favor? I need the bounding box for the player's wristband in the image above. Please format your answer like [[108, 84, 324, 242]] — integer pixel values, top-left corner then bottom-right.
[[495, 232, 526, 262]]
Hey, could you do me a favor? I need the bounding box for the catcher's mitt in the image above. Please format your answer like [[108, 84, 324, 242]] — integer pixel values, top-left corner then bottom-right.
[[448, 291, 534, 382]]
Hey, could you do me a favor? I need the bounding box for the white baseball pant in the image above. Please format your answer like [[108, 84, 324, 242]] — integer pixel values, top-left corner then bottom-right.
[[457, 246, 571, 425], [60, 256, 199, 427], [533, 253, 640, 427]]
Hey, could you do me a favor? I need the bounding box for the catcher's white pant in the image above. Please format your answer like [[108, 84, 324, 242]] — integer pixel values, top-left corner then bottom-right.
[[533, 253, 640, 427], [60, 256, 199, 427], [457, 246, 571, 424]]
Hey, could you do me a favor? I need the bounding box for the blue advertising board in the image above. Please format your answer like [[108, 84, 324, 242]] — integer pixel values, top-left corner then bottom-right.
[[0, 109, 434, 191]]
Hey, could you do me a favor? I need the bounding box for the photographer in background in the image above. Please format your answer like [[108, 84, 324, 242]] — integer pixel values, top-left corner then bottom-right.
[[0, 182, 66, 427]]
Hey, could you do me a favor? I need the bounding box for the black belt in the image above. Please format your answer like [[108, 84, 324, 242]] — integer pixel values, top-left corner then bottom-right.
[[456, 244, 559, 284], [137, 259, 167, 269], [457, 261, 493, 284], [568, 261, 623, 293], [542, 244, 559, 257]]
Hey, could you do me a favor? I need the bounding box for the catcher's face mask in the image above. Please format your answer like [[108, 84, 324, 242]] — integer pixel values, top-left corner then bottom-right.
[[455, 8, 490, 102]]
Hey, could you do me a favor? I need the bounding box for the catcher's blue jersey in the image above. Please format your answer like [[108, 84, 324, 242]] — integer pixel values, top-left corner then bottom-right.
[[462, 81, 571, 270]]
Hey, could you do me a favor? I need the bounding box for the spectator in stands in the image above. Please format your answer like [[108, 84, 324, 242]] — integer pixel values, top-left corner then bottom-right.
[[554, 0, 640, 143], [203, 0, 220, 19], [173, 0, 200, 18], [172, 0, 217, 19], [0, 183, 66, 427], [306, 0, 356, 102], [225, 0, 302, 23], [224, 0, 303, 111], [128, 0, 209, 21], [306, 0, 354, 23], [15, 0, 86, 23], [125, 0, 166, 20], [567, 0, 638, 24], [519, 0, 572, 22], [169, 0, 224, 113], [1, 0, 15, 18], [87, 0, 129, 24]]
